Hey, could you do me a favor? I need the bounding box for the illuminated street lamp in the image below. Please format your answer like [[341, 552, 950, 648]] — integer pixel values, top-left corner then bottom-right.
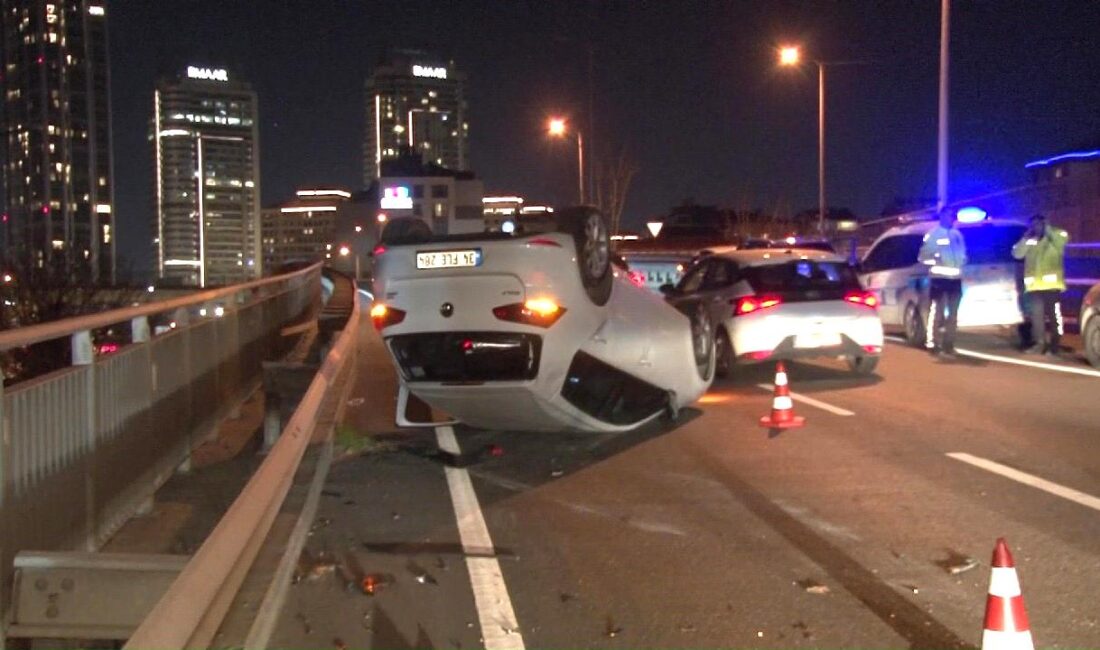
[[778, 44, 827, 235], [339, 244, 360, 280], [548, 117, 585, 204]]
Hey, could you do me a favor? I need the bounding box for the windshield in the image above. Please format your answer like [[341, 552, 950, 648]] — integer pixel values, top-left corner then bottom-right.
[[744, 260, 863, 302]]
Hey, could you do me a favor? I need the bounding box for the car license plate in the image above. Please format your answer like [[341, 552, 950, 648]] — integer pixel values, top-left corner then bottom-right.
[[416, 249, 481, 270], [794, 331, 842, 348]]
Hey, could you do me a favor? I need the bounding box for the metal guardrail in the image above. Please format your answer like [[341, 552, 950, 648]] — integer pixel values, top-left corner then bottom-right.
[[0, 264, 321, 624], [124, 286, 359, 648]]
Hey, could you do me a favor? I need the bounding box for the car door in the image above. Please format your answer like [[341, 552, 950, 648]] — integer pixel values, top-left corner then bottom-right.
[[861, 234, 925, 326], [700, 258, 739, 329]]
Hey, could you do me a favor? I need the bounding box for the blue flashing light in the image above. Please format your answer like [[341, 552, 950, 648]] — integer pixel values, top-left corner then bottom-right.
[[1024, 149, 1100, 169], [956, 206, 987, 224]]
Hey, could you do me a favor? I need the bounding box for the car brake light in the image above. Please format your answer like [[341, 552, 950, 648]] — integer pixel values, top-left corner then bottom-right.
[[370, 303, 405, 331], [628, 270, 646, 287], [372, 244, 386, 256], [526, 238, 562, 247], [844, 290, 878, 309], [863, 345, 882, 354], [733, 295, 783, 316], [492, 298, 566, 327]]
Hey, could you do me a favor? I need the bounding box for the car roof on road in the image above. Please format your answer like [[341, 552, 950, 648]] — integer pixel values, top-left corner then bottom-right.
[[713, 248, 843, 266]]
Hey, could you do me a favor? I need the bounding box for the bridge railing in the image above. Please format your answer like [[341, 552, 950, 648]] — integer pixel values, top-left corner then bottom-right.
[[0, 264, 321, 618]]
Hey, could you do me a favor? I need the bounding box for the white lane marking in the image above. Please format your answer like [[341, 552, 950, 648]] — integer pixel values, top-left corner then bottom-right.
[[436, 427, 525, 649], [885, 336, 1100, 378], [947, 452, 1100, 513], [953, 348, 1100, 378], [436, 424, 461, 455], [755, 384, 855, 416]]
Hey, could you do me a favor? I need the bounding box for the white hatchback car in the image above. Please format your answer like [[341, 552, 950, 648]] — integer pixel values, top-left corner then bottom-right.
[[858, 218, 1027, 346], [663, 249, 884, 375], [370, 209, 715, 433]]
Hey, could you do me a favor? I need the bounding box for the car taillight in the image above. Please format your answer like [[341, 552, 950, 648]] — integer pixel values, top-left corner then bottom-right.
[[372, 244, 386, 256], [733, 295, 783, 316], [628, 270, 646, 287], [492, 298, 566, 327], [370, 303, 405, 331], [844, 290, 879, 309]]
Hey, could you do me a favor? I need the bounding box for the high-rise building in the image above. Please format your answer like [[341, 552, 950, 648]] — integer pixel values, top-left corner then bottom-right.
[[153, 65, 260, 287], [1, 0, 114, 283], [260, 188, 348, 271], [364, 49, 467, 184]]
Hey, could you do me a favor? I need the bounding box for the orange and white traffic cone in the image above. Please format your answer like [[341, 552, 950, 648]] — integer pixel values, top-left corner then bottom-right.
[[759, 361, 805, 429], [982, 538, 1034, 650]]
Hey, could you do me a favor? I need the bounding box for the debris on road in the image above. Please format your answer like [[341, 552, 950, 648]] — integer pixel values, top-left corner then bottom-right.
[[295, 612, 312, 635], [333, 637, 347, 650], [903, 584, 920, 594], [936, 550, 979, 575], [321, 489, 343, 498], [604, 616, 623, 637], [392, 511, 401, 520], [435, 556, 448, 571], [559, 592, 575, 603], [678, 624, 697, 633], [295, 550, 338, 583], [347, 397, 366, 407], [361, 573, 393, 595], [797, 579, 830, 594], [550, 469, 564, 478], [310, 517, 332, 533]]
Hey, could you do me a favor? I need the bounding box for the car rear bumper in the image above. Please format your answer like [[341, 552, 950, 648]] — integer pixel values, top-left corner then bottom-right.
[[736, 333, 881, 363]]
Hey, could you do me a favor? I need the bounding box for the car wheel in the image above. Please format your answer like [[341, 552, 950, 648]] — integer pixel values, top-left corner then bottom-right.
[[1084, 313, 1100, 368], [903, 302, 925, 348], [556, 207, 612, 306], [847, 354, 879, 375], [689, 304, 716, 381], [714, 328, 733, 378]]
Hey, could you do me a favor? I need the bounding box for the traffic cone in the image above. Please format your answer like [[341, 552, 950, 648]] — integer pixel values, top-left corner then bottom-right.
[[759, 361, 805, 429], [981, 538, 1034, 650]]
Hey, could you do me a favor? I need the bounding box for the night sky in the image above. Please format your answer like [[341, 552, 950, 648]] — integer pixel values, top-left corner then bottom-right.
[[108, 1, 1100, 277]]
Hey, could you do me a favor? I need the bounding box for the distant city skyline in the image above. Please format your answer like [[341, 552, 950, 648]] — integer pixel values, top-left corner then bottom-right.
[[95, 2, 1100, 279]]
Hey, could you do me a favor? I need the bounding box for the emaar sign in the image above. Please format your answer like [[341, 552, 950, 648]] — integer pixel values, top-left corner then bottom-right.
[[187, 66, 229, 82], [412, 65, 447, 79]]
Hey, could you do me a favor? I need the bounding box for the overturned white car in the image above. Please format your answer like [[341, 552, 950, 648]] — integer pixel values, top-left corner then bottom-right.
[[370, 208, 714, 433]]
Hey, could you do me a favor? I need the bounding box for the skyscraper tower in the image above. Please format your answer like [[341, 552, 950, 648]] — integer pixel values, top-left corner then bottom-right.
[[0, 0, 114, 283], [364, 49, 467, 185], [153, 65, 260, 287]]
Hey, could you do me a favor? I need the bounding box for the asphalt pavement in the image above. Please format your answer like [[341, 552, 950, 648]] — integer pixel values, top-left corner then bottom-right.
[[269, 321, 1100, 649]]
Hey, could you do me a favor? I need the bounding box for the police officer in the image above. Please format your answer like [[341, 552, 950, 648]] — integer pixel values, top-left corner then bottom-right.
[[1012, 213, 1069, 355], [918, 208, 968, 355]]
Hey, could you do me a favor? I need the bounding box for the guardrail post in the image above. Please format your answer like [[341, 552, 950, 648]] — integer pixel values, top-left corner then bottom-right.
[[72, 330, 97, 551]]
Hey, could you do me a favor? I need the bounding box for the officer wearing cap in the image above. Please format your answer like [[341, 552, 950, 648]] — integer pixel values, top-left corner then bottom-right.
[[1012, 213, 1069, 355], [918, 208, 968, 356]]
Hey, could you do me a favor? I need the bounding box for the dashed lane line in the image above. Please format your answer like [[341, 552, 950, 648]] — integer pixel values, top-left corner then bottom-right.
[[755, 384, 855, 416], [436, 426, 525, 650], [947, 452, 1100, 513], [885, 335, 1100, 378]]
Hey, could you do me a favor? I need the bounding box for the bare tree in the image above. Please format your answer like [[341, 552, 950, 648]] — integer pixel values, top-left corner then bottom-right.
[[1, 255, 137, 384], [592, 146, 639, 236]]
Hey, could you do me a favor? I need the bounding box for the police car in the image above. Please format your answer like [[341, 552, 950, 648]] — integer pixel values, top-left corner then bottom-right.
[[858, 210, 1027, 346]]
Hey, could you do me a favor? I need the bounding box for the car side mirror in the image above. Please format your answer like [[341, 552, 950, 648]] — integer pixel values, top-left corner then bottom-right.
[[659, 284, 677, 296]]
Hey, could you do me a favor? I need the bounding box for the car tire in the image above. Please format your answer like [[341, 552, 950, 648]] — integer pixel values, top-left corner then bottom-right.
[[689, 304, 716, 381], [903, 302, 926, 348], [847, 354, 879, 375], [1084, 312, 1100, 368], [714, 328, 734, 378], [556, 207, 612, 306]]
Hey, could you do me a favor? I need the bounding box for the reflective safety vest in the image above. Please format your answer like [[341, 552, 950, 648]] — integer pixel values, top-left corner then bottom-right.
[[918, 225, 968, 278], [1012, 225, 1068, 292]]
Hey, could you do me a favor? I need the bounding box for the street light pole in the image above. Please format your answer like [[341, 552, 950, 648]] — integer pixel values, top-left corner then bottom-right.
[[577, 130, 585, 205], [936, 0, 951, 212], [817, 62, 826, 235]]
